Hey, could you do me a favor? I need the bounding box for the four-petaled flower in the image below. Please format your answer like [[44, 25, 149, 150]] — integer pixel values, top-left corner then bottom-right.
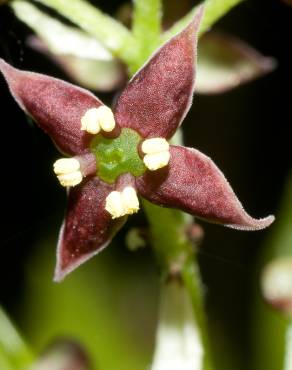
[[0, 7, 274, 281]]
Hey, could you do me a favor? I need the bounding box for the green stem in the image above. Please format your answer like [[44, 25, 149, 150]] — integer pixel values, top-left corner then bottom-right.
[[162, 0, 244, 42], [141, 131, 212, 369], [284, 322, 292, 370], [151, 280, 204, 370], [34, 0, 137, 65], [143, 200, 213, 370], [131, 0, 162, 72]]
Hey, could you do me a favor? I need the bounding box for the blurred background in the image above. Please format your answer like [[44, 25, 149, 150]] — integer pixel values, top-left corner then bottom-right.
[[0, 1, 291, 369]]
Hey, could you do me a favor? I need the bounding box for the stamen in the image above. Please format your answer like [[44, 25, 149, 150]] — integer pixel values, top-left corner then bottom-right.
[[96, 106, 116, 132], [105, 187, 139, 219], [81, 106, 116, 134], [81, 108, 101, 134], [141, 138, 169, 154], [57, 172, 83, 187], [105, 191, 125, 219], [53, 158, 82, 187], [141, 138, 170, 171], [53, 158, 80, 174], [143, 151, 170, 171], [122, 187, 139, 214]]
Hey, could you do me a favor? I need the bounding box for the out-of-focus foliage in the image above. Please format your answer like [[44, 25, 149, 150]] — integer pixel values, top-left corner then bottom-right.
[[18, 233, 158, 370], [31, 339, 91, 370], [0, 307, 34, 369], [12, 1, 126, 92], [252, 174, 292, 370], [196, 32, 276, 94]]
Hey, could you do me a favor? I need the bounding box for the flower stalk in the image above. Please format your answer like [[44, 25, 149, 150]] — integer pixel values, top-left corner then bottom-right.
[[284, 322, 292, 370], [151, 280, 204, 370], [131, 0, 162, 72], [161, 0, 244, 42], [142, 171, 214, 370]]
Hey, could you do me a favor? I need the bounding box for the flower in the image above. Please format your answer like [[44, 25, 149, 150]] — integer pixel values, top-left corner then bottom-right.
[[0, 6, 274, 281]]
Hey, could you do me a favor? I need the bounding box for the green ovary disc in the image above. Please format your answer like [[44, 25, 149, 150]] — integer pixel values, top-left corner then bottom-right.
[[90, 128, 146, 183]]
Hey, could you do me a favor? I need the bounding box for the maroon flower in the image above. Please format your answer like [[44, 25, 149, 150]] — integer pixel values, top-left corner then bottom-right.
[[0, 7, 274, 281]]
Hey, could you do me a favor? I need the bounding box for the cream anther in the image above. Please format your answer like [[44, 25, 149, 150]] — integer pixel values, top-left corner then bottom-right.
[[105, 191, 124, 219], [53, 158, 82, 187], [143, 151, 170, 171], [141, 138, 169, 154], [81, 108, 101, 134], [53, 158, 80, 174], [105, 187, 139, 219], [121, 187, 139, 215], [96, 106, 116, 132], [141, 138, 170, 171], [81, 106, 116, 134], [57, 171, 83, 187]]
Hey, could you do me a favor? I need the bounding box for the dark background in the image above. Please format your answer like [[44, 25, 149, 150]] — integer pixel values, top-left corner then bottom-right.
[[0, 0, 291, 368]]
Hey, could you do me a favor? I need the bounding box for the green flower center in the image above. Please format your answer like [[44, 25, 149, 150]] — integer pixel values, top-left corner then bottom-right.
[[90, 128, 146, 183]]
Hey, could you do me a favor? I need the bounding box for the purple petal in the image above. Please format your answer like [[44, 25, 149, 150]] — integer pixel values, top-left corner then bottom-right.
[[136, 145, 274, 230], [55, 177, 126, 281], [114, 6, 204, 139], [0, 59, 104, 155], [196, 32, 276, 94]]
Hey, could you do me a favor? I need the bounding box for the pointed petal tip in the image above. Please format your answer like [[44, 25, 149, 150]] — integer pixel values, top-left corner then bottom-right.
[[0, 57, 8, 68], [0, 58, 14, 77], [137, 146, 275, 233], [115, 3, 204, 139], [53, 260, 81, 283], [53, 267, 66, 283], [0, 59, 107, 155], [0, 58, 22, 78], [184, 3, 205, 36], [53, 178, 127, 283], [194, 3, 205, 21], [0, 57, 6, 69], [226, 214, 275, 231], [53, 239, 111, 283], [53, 221, 112, 283]]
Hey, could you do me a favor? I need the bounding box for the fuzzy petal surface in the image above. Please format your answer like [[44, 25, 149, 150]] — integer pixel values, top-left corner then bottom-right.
[[136, 145, 274, 230], [114, 6, 204, 139], [0, 59, 104, 155], [55, 177, 126, 281]]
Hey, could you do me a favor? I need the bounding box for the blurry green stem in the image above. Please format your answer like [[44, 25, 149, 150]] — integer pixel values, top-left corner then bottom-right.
[[131, 0, 162, 72], [143, 199, 213, 370], [284, 322, 292, 370], [151, 280, 204, 370], [143, 131, 212, 370], [162, 0, 244, 42]]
